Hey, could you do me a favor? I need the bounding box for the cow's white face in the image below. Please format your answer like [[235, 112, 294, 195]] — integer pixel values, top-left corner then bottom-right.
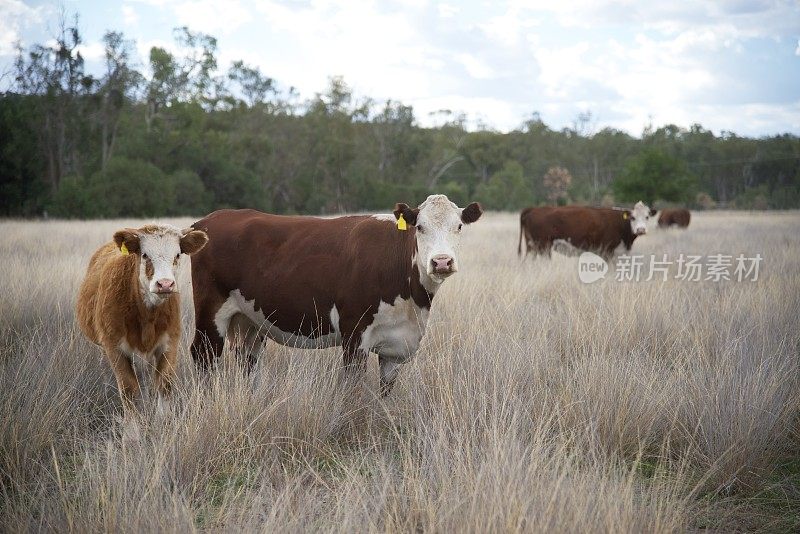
[[113, 225, 208, 307], [628, 201, 655, 236], [394, 194, 482, 286]]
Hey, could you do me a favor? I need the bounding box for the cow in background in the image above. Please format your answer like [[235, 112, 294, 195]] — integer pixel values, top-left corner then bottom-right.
[[658, 208, 691, 228], [518, 202, 655, 259]]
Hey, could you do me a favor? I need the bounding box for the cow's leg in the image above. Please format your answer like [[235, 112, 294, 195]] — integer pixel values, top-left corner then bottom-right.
[[190, 266, 227, 371], [154, 341, 178, 414], [104, 344, 140, 411], [191, 328, 223, 372], [341, 332, 368, 386], [227, 313, 262, 372], [103, 344, 142, 441], [378, 356, 402, 397], [191, 288, 227, 372]]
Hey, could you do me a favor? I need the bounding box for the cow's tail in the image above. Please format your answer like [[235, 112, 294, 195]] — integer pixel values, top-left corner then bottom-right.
[[518, 216, 524, 257]]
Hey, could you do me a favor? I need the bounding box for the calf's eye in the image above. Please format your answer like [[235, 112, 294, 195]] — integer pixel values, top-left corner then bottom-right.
[[458, 224, 463, 231], [417, 225, 424, 233]]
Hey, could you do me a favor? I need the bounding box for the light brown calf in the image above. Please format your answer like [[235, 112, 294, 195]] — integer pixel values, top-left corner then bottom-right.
[[76, 224, 207, 418]]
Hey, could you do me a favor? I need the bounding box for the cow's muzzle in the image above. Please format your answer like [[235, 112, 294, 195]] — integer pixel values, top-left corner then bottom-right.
[[430, 254, 456, 276], [635, 228, 647, 236], [154, 279, 176, 294]]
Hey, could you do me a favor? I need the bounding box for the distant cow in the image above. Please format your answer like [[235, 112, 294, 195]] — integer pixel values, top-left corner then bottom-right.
[[190, 194, 483, 395], [657, 208, 691, 228], [518, 201, 655, 259], [76, 225, 208, 433]]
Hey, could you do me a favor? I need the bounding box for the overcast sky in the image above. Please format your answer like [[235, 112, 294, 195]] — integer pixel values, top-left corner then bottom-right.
[[2, 0, 799, 137]]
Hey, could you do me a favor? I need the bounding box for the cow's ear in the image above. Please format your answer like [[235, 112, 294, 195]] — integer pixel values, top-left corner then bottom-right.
[[650, 208, 658, 217], [180, 229, 209, 255], [113, 229, 140, 254], [393, 203, 419, 226], [461, 202, 483, 224]]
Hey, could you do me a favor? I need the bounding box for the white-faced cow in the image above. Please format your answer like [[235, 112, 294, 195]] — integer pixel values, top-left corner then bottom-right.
[[189, 194, 483, 394], [76, 224, 208, 437], [518, 201, 655, 259]]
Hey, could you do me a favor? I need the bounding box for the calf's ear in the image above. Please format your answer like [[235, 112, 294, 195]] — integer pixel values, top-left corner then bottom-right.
[[180, 229, 209, 255], [113, 229, 140, 254], [461, 202, 483, 224], [393, 203, 420, 226]]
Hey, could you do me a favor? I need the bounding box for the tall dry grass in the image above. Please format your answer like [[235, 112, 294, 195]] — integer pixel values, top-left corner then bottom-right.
[[1, 211, 798, 532]]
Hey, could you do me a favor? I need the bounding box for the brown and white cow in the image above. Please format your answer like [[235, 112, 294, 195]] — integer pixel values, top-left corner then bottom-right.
[[657, 208, 691, 228], [189, 194, 483, 394], [518, 201, 655, 259], [76, 224, 208, 436]]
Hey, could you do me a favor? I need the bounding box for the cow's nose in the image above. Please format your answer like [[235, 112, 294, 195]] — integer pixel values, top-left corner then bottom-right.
[[431, 255, 454, 274], [636, 228, 647, 235], [156, 279, 175, 292]]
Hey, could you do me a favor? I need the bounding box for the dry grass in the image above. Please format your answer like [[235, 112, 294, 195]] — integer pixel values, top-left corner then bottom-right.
[[1, 211, 799, 532]]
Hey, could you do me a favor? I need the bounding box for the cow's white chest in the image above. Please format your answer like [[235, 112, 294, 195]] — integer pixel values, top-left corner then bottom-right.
[[359, 295, 429, 362]]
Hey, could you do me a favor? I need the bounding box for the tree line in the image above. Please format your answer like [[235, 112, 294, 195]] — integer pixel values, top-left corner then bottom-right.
[[1, 15, 798, 218]]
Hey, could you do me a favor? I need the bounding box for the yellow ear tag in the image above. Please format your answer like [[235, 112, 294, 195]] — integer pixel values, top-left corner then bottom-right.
[[120, 243, 129, 255], [622, 212, 628, 220], [397, 214, 407, 231]]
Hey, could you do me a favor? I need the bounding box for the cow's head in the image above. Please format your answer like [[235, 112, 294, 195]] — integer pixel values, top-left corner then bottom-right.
[[394, 194, 482, 285], [625, 201, 656, 236], [113, 224, 208, 305]]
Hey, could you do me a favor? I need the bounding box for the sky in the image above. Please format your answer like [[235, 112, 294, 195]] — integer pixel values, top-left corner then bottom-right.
[[1, 0, 799, 137]]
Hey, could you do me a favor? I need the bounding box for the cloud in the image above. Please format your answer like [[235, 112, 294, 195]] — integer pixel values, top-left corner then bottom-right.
[[0, 0, 43, 56], [796, 39, 800, 56], [122, 4, 139, 26], [76, 41, 105, 62]]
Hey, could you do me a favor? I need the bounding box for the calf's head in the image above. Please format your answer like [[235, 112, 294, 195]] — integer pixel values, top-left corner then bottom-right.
[[393, 194, 482, 283], [113, 224, 208, 303], [626, 201, 656, 236]]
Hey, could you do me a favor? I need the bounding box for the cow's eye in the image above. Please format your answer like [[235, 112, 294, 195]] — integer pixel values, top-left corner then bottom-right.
[[142, 253, 148, 260], [175, 253, 180, 260], [457, 224, 463, 231], [417, 225, 424, 233]]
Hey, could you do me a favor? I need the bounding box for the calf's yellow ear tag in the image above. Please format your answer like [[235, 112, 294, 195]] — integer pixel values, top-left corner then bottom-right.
[[622, 212, 628, 220], [120, 243, 129, 255], [397, 214, 407, 231]]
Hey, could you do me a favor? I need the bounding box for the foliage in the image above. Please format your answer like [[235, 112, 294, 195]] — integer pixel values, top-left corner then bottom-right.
[[614, 149, 696, 205], [542, 166, 572, 204], [0, 15, 798, 218]]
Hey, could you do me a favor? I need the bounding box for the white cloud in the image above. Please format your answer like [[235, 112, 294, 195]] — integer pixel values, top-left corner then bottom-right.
[[796, 39, 800, 56], [456, 53, 493, 79], [437, 2, 458, 18], [0, 0, 43, 56], [171, 0, 249, 35], [76, 41, 105, 62], [122, 5, 139, 26]]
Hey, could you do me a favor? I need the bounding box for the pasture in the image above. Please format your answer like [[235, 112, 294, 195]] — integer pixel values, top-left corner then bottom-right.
[[1, 211, 798, 532]]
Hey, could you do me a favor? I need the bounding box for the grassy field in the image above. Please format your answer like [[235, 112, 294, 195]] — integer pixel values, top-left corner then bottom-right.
[[1, 211, 799, 532]]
